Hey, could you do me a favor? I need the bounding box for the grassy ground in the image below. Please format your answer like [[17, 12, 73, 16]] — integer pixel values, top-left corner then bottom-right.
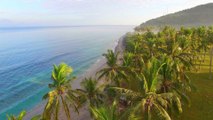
[[179, 55, 213, 120]]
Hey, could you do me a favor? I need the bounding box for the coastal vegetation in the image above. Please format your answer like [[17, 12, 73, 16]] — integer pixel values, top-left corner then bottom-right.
[[135, 3, 213, 31], [6, 26, 213, 120], [7, 110, 26, 120]]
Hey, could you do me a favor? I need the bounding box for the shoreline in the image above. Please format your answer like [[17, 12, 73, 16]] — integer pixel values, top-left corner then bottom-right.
[[25, 34, 127, 120]]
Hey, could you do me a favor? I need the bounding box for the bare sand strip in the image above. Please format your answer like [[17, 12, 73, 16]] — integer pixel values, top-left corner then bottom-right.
[[24, 34, 126, 120]]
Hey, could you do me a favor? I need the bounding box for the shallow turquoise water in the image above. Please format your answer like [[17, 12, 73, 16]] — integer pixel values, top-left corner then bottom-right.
[[0, 26, 133, 119]]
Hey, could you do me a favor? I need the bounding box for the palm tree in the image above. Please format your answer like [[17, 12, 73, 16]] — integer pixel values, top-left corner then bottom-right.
[[157, 35, 194, 86], [159, 56, 191, 106], [112, 58, 182, 120], [97, 50, 127, 86], [79, 77, 105, 107], [30, 115, 42, 120], [42, 63, 81, 120], [142, 31, 158, 59], [7, 110, 26, 120], [125, 33, 146, 68], [207, 26, 213, 79], [126, 33, 143, 53], [90, 101, 141, 120], [90, 101, 119, 120], [209, 46, 213, 79]]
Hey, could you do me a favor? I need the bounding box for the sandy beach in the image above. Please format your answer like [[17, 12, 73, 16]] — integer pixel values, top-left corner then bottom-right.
[[24, 34, 127, 120]]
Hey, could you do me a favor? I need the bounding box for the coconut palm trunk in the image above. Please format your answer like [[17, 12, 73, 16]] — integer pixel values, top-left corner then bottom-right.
[[210, 46, 213, 80]]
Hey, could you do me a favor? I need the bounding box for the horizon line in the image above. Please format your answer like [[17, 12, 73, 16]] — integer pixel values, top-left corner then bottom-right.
[[0, 25, 136, 29]]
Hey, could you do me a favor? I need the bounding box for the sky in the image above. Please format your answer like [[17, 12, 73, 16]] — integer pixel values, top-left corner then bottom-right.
[[0, 0, 212, 27]]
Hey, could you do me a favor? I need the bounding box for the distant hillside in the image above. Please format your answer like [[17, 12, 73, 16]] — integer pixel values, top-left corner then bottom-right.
[[136, 3, 213, 30]]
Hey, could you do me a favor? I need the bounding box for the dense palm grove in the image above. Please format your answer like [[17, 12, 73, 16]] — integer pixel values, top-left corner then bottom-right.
[[7, 26, 213, 120]]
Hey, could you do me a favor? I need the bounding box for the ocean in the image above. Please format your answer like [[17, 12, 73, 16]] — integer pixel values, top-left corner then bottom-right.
[[0, 25, 134, 119]]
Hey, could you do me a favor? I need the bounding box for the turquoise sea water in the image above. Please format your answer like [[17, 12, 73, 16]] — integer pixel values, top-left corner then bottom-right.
[[0, 26, 133, 119]]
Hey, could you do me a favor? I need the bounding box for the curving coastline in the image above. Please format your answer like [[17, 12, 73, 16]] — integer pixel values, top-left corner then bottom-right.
[[24, 34, 127, 120]]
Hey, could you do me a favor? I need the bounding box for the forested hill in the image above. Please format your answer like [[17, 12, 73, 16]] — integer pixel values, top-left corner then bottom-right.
[[136, 3, 213, 30]]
